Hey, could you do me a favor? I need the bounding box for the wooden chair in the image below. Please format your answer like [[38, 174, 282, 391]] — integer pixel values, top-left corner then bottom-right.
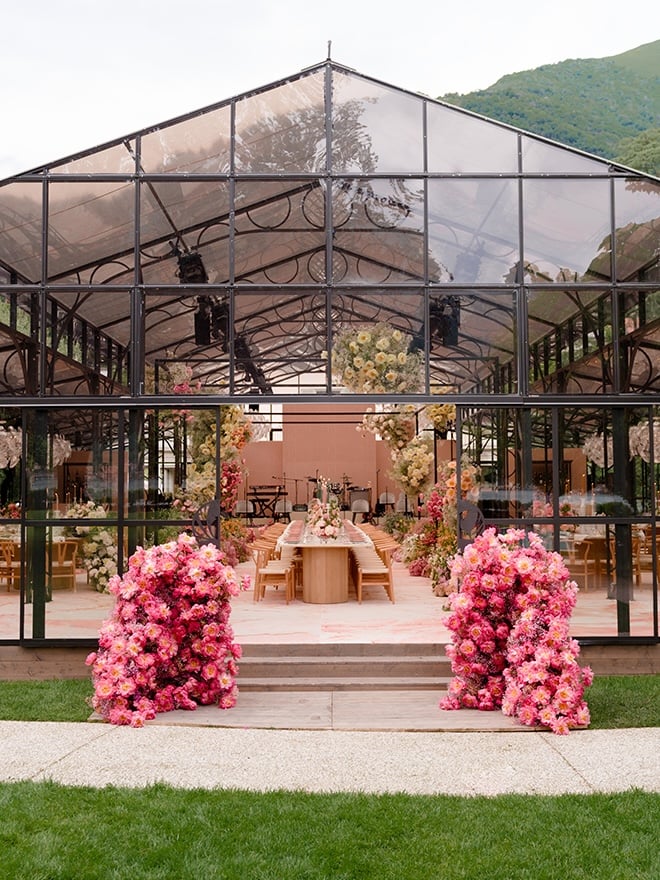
[[49, 539, 79, 591], [349, 544, 395, 603], [255, 549, 295, 604], [0, 540, 20, 592], [567, 539, 597, 591], [608, 535, 642, 587]]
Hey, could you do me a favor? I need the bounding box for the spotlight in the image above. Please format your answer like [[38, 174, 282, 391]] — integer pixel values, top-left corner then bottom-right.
[[430, 296, 460, 347], [177, 251, 208, 284], [194, 296, 213, 345]]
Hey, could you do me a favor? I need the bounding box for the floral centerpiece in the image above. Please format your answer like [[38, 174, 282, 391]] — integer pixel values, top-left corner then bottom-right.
[[440, 527, 592, 735], [0, 501, 20, 538], [86, 533, 249, 727], [332, 323, 423, 393], [306, 493, 343, 540]]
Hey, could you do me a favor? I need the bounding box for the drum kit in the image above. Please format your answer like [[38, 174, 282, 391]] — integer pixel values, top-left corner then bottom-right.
[[306, 475, 369, 510]]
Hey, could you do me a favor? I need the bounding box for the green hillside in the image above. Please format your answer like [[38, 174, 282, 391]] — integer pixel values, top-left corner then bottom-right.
[[439, 40, 660, 172]]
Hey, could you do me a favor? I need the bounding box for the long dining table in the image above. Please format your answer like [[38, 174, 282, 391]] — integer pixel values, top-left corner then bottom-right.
[[277, 519, 373, 604]]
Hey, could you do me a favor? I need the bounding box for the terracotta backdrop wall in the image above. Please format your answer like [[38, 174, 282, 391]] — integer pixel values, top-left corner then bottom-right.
[[240, 405, 397, 507]]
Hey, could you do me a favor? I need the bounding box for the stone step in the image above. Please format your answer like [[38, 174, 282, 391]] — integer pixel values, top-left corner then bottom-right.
[[237, 676, 451, 692], [238, 654, 450, 680], [236, 644, 452, 691]]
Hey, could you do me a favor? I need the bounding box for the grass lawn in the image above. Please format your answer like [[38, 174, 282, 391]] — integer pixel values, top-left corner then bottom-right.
[[0, 675, 657, 879], [0, 783, 657, 879]]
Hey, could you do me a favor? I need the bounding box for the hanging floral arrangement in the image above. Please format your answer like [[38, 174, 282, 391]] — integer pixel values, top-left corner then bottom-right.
[[423, 401, 456, 434], [0, 426, 22, 469], [581, 432, 613, 469], [390, 435, 435, 497], [628, 419, 660, 463], [358, 404, 417, 452], [441, 527, 592, 735], [332, 323, 423, 393]]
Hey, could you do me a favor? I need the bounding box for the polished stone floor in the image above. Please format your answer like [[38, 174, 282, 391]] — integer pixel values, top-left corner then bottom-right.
[[0, 556, 656, 644]]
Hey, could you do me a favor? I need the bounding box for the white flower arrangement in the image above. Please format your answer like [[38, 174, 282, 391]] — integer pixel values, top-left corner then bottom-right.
[[82, 527, 119, 593], [390, 435, 435, 497], [332, 323, 423, 393]]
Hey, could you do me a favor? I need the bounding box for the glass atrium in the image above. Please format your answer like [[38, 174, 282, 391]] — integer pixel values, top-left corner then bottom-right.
[[0, 60, 658, 645]]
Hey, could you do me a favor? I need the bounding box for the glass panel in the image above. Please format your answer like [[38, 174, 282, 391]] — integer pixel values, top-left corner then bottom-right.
[[20, 525, 117, 639], [140, 180, 231, 285], [0, 180, 43, 283], [429, 291, 516, 394], [527, 289, 612, 395], [613, 178, 660, 282], [521, 135, 610, 173], [428, 179, 519, 283], [47, 181, 135, 285], [233, 291, 328, 394], [234, 72, 326, 173], [0, 290, 38, 396], [144, 289, 224, 384], [523, 179, 611, 282], [44, 290, 131, 395], [427, 103, 518, 172], [333, 178, 426, 283], [234, 180, 325, 283], [50, 142, 137, 175], [332, 72, 423, 173], [330, 290, 425, 395], [140, 106, 232, 174], [617, 288, 660, 394]]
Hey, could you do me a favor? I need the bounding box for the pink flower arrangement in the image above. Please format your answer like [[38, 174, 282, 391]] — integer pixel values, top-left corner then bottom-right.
[[86, 533, 250, 727], [306, 496, 343, 539], [440, 527, 593, 734]]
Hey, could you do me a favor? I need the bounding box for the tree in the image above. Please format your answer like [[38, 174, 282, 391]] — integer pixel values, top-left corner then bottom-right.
[[614, 128, 660, 177]]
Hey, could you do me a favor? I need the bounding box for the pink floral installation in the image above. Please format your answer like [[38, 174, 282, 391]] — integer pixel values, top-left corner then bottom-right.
[[86, 533, 249, 727], [441, 527, 593, 735], [401, 457, 480, 595]]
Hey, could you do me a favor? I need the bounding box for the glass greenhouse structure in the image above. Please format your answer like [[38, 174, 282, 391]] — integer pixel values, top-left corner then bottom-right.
[[0, 59, 658, 647]]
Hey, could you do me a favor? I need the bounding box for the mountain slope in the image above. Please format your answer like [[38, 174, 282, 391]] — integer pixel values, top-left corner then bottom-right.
[[439, 40, 660, 165]]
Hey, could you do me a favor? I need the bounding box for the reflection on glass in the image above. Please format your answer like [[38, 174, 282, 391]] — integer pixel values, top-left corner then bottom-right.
[[0, 181, 43, 282], [332, 72, 423, 173], [235, 73, 326, 173], [523, 178, 611, 282], [140, 107, 232, 174], [427, 103, 518, 172], [428, 179, 519, 283], [48, 181, 135, 285]]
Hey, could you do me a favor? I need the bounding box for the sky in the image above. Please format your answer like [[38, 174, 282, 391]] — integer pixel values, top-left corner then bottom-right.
[[1, 0, 657, 179]]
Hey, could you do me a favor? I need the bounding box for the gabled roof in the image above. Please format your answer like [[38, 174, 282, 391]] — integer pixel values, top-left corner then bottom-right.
[[0, 60, 658, 401]]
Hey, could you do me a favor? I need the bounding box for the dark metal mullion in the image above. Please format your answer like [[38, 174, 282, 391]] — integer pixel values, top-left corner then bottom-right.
[[515, 135, 529, 396], [325, 60, 334, 396]]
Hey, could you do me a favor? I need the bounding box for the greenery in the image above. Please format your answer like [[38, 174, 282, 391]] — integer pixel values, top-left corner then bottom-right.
[[0, 783, 657, 878], [0, 674, 658, 728], [439, 40, 660, 174], [0, 677, 657, 877]]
